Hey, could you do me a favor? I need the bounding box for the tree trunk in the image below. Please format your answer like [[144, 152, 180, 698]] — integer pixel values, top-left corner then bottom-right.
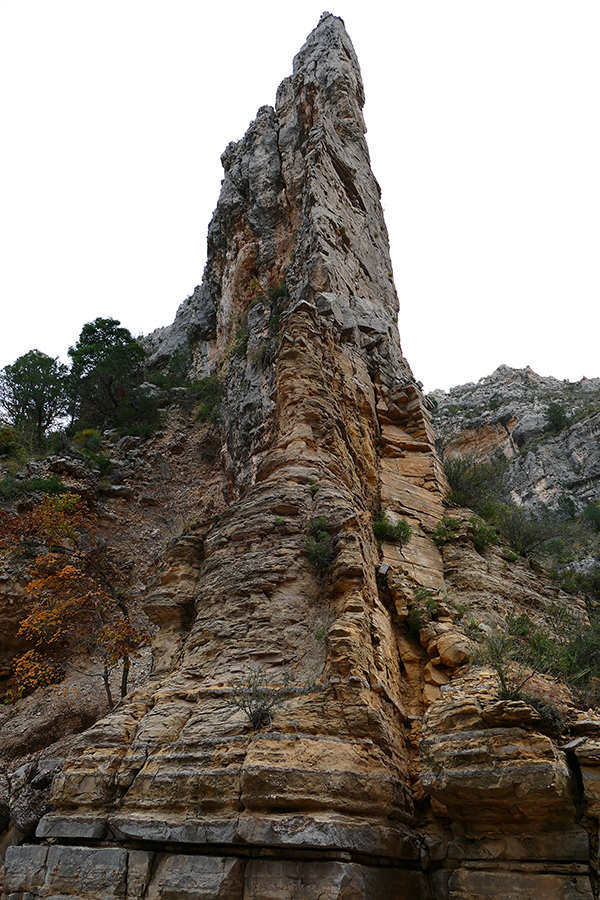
[[102, 666, 114, 710], [120, 656, 130, 699]]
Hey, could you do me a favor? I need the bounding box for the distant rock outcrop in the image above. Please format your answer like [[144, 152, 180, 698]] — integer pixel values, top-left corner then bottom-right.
[[431, 364, 600, 515]]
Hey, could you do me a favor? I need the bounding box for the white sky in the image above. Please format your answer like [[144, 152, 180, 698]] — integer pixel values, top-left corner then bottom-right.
[[1, 1, 598, 393]]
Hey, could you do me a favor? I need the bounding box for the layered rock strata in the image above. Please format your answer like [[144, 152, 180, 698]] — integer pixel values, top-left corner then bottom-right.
[[3, 14, 444, 899], [3, 14, 600, 900]]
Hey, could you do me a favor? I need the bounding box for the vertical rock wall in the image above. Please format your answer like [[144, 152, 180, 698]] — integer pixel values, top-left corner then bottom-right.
[[3, 13, 598, 900]]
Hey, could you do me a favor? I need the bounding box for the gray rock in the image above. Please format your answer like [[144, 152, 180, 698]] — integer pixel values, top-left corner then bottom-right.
[[145, 282, 217, 368], [431, 364, 600, 516], [3, 845, 48, 895], [10, 785, 52, 836]]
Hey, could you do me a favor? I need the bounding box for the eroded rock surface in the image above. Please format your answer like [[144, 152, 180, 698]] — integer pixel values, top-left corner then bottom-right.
[[2, 14, 599, 900], [431, 364, 600, 516]]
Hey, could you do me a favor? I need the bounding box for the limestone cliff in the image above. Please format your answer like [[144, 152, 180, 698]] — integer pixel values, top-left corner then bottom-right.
[[431, 364, 600, 517], [3, 15, 600, 900]]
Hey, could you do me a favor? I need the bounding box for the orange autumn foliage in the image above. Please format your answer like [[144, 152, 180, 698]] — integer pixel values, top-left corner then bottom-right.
[[0, 492, 89, 551], [2, 493, 150, 706]]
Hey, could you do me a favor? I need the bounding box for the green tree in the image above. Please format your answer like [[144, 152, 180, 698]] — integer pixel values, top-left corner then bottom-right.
[[68, 318, 146, 427], [545, 402, 569, 434], [0, 350, 69, 447]]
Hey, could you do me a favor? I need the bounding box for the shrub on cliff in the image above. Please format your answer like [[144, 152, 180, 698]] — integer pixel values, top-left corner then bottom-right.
[[471, 517, 498, 554], [475, 607, 600, 707], [373, 510, 411, 545], [545, 401, 569, 434], [227, 667, 316, 731], [432, 516, 461, 548], [191, 374, 224, 422], [304, 517, 334, 570], [443, 453, 568, 558], [494, 503, 563, 558], [584, 502, 600, 533], [444, 452, 509, 517]]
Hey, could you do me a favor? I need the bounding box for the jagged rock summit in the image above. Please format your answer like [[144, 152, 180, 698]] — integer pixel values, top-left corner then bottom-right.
[[4, 15, 600, 900]]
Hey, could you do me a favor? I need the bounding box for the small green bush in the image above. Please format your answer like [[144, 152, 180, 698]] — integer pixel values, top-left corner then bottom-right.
[[476, 605, 600, 707], [266, 282, 289, 336], [432, 516, 461, 547], [267, 282, 289, 305], [232, 317, 249, 357], [73, 428, 102, 451], [405, 606, 424, 639], [0, 426, 23, 458], [83, 452, 112, 475], [471, 517, 498, 554], [0, 475, 66, 500], [444, 452, 509, 516], [190, 374, 224, 423], [304, 517, 334, 570], [414, 587, 439, 618], [373, 510, 411, 545], [545, 401, 569, 434], [268, 313, 281, 336], [495, 504, 562, 558], [584, 502, 600, 533], [227, 666, 316, 731], [73, 429, 111, 472]]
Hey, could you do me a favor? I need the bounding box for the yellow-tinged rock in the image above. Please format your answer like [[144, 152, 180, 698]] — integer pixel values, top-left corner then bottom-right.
[[423, 661, 450, 686], [436, 630, 474, 668], [423, 684, 442, 707]]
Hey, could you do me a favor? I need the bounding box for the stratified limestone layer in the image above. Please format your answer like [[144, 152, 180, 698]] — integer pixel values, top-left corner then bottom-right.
[[3, 13, 596, 900], [3, 844, 432, 900], [9, 14, 444, 899]]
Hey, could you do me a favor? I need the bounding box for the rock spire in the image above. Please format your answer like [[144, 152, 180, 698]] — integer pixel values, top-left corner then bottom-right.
[[6, 14, 598, 900], [4, 14, 445, 897]]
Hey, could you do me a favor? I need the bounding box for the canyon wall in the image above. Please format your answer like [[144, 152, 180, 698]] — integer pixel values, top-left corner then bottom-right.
[[3, 15, 600, 900]]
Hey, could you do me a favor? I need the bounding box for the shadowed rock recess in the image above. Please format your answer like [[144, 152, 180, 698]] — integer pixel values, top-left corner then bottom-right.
[[3, 14, 600, 900]]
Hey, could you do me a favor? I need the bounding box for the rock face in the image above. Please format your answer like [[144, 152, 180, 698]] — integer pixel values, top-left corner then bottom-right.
[[431, 364, 600, 516], [3, 15, 600, 900]]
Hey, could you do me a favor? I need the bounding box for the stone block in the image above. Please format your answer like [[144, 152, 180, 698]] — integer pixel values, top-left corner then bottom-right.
[[448, 864, 593, 899], [436, 631, 473, 668], [423, 661, 450, 686], [43, 845, 127, 897], [126, 850, 155, 899], [243, 858, 430, 900], [144, 854, 244, 900], [3, 846, 48, 895], [36, 814, 108, 840]]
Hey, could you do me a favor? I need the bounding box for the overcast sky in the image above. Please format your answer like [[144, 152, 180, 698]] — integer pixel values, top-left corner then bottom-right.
[[1, 1, 598, 393]]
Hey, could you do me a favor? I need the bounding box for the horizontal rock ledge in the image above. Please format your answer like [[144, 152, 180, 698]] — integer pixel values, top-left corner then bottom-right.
[[37, 812, 423, 861]]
